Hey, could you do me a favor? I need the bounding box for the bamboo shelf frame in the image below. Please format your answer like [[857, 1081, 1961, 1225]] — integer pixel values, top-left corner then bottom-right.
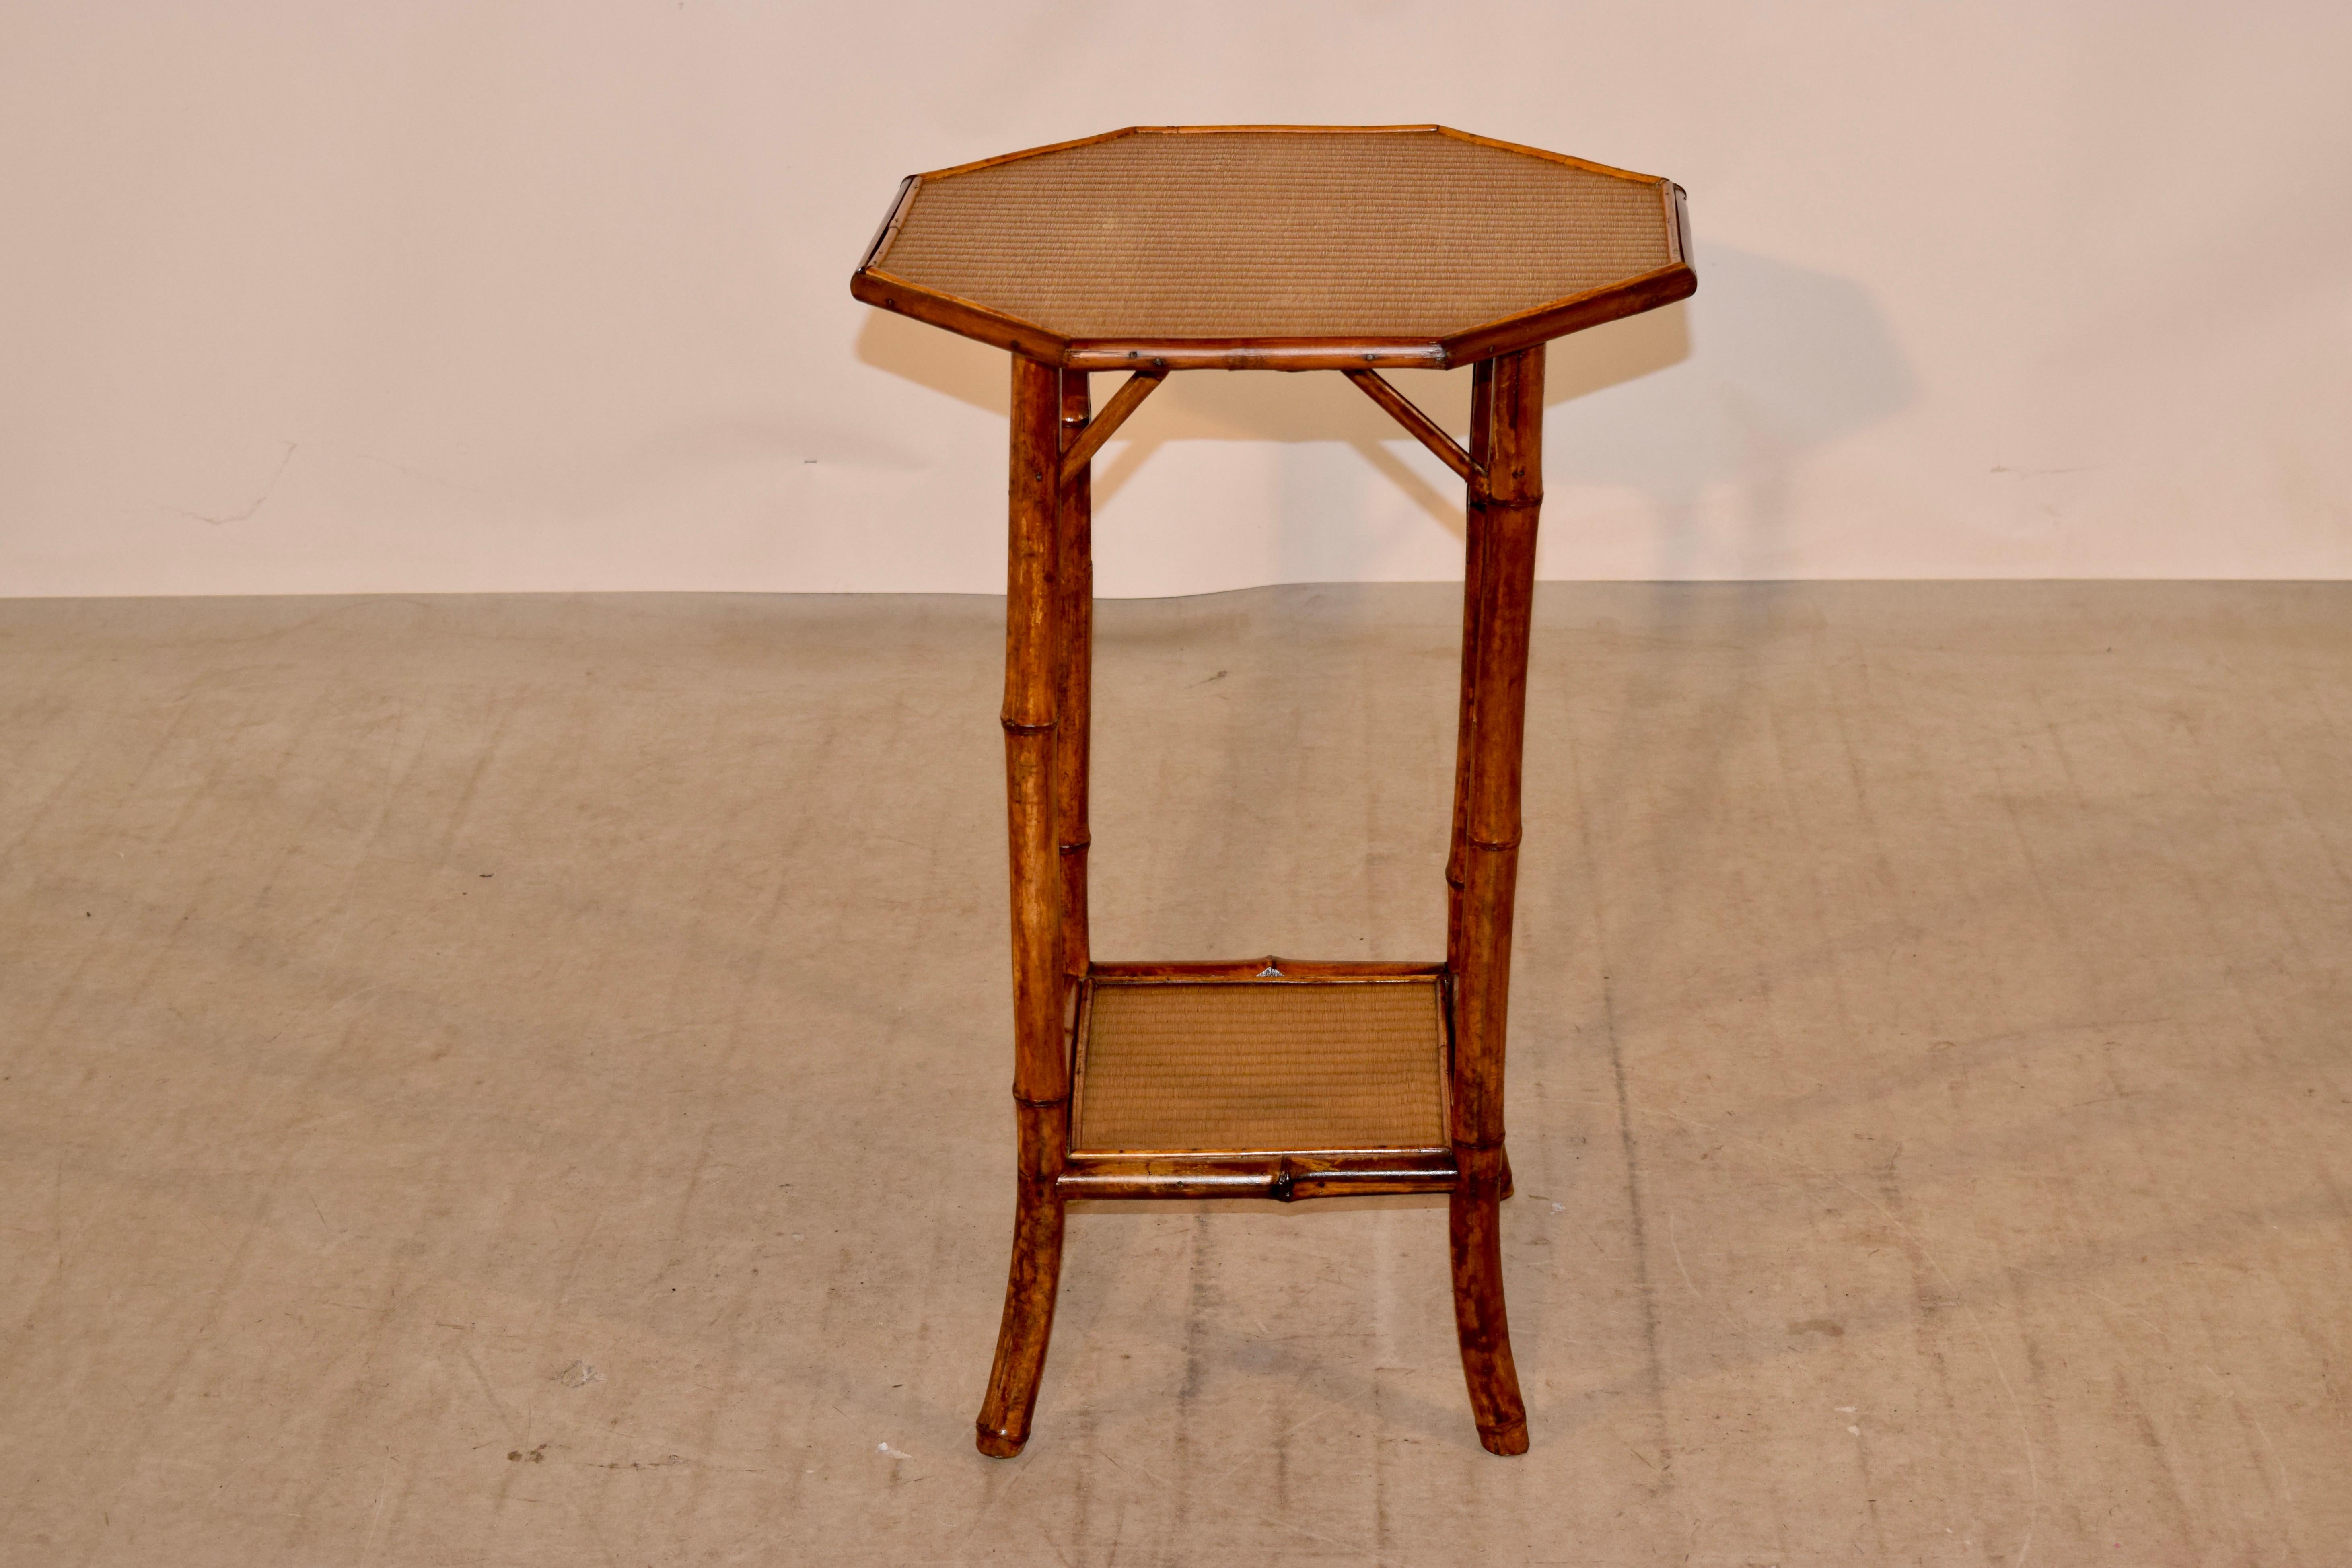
[[848, 125, 1697, 1463]]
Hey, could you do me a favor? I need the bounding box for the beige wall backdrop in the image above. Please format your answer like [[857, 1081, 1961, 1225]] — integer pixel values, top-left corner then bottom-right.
[[2, 2, 2347, 597]]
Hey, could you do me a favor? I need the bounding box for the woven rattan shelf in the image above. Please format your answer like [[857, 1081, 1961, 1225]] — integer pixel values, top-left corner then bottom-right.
[[850, 124, 1697, 1462], [1063, 962, 1454, 1200]]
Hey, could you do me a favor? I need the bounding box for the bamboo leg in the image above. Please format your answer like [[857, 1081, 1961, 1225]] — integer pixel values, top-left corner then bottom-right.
[[1445, 359, 1496, 979], [977, 353, 1069, 1458], [1448, 344, 1544, 1457], [1055, 371, 1092, 987], [977, 1101, 1066, 1456], [1451, 1144, 1525, 1453]]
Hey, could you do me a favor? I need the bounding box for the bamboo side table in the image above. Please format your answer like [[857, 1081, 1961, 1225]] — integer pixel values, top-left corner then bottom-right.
[[850, 126, 1694, 1458]]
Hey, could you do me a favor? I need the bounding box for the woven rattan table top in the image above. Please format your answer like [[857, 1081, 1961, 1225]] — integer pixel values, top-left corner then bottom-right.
[[852, 126, 1694, 371]]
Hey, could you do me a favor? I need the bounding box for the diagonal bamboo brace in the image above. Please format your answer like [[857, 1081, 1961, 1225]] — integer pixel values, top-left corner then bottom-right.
[[1343, 368, 1479, 486], [1058, 368, 1167, 484]]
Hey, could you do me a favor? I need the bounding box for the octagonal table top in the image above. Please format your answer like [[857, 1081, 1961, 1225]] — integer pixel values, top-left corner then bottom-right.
[[851, 125, 1693, 372]]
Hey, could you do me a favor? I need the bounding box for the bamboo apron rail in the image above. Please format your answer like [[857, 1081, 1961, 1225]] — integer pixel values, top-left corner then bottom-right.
[[850, 124, 1696, 1461]]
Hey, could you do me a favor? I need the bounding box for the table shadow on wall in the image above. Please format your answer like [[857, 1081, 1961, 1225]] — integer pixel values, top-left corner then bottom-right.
[[851, 245, 1911, 562], [852, 294, 1679, 536]]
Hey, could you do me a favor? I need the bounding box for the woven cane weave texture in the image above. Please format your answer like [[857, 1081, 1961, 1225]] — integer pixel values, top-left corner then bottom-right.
[[879, 130, 1672, 340], [1072, 978, 1449, 1154]]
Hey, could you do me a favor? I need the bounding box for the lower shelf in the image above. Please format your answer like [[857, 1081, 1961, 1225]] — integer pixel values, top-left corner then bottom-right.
[[1062, 958, 1457, 1201]]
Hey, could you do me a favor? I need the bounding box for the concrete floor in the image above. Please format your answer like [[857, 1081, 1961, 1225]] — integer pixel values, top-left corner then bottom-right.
[[2, 582, 2348, 1566]]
